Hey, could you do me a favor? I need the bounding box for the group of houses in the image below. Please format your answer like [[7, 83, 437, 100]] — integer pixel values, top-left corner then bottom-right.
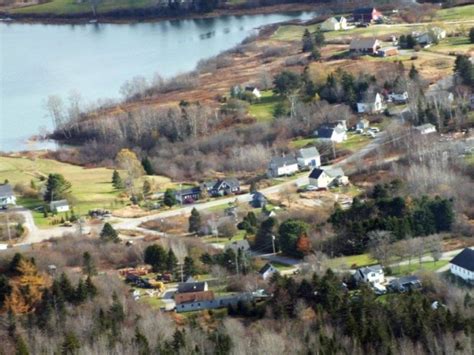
[[354, 264, 422, 295], [321, 7, 383, 32], [175, 178, 241, 204], [267, 146, 321, 178], [0, 182, 70, 213]]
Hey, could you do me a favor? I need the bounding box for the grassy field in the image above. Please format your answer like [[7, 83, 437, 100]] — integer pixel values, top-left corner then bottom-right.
[[11, 0, 156, 15], [0, 156, 170, 223], [391, 260, 449, 276], [327, 253, 375, 269], [337, 133, 371, 152], [436, 4, 474, 21], [248, 90, 284, 121], [290, 137, 316, 149], [426, 36, 473, 55]]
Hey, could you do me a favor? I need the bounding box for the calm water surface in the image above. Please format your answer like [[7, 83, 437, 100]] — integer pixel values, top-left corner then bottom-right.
[[0, 12, 314, 152]]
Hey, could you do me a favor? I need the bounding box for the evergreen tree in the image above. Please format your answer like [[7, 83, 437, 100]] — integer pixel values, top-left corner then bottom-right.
[[8, 253, 24, 275], [188, 208, 202, 234], [470, 27, 474, 44], [74, 279, 88, 304], [302, 29, 314, 52], [279, 219, 309, 258], [163, 189, 177, 207], [61, 332, 80, 355], [310, 48, 321, 61], [454, 54, 473, 86], [172, 329, 185, 352], [144, 244, 168, 272], [0, 274, 12, 308], [254, 217, 276, 253], [141, 157, 155, 175], [85, 276, 97, 299], [15, 336, 29, 355], [44, 174, 72, 202], [134, 327, 150, 355], [314, 28, 325, 47], [409, 64, 419, 81], [108, 292, 125, 337], [111, 170, 124, 190], [100, 223, 119, 243], [166, 249, 178, 274], [183, 256, 197, 279], [82, 252, 97, 277], [59, 273, 75, 303]]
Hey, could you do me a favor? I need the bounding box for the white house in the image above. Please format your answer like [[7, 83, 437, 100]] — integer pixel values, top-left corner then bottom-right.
[[449, 248, 474, 283], [325, 167, 349, 186], [354, 265, 385, 285], [314, 126, 347, 143], [357, 93, 384, 114], [267, 156, 299, 178], [356, 118, 370, 131], [308, 168, 333, 189], [297, 147, 321, 169], [414, 27, 446, 45], [259, 263, 279, 280], [414, 123, 436, 135], [50, 200, 70, 213], [320, 16, 347, 31], [0, 184, 16, 209], [388, 91, 408, 104], [350, 38, 381, 55], [245, 86, 261, 99]]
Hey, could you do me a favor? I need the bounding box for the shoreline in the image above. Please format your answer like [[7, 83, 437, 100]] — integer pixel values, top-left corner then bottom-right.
[[0, 3, 317, 25]]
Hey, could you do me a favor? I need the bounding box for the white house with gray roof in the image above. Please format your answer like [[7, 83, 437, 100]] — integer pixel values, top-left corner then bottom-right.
[[354, 265, 385, 285], [297, 147, 321, 169], [50, 200, 70, 213], [267, 156, 299, 178], [0, 184, 16, 209]]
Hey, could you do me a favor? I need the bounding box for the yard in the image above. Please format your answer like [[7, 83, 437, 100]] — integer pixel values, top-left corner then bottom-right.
[[248, 90, 284, 122], [326, 253, 376, 270], [435, 4, 474, 21], [0, 156, 171, 225], [337, 132, 372, 152], [11, 0, 156, 15], [391, 260, 449, 277], [425, 36, 473, 55]]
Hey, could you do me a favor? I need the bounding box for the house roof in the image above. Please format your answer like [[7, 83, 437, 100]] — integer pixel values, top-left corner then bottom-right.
[[270, 156, 298, 168], [213, 178, 240, 191], [325, 167, 345, 178], [0, 184, 14, 197], [177, 281, 207, 293], [316, 127, 335, 139], [358, 264, 383, 275], [252, 192, 266, 201], [323, 17, 339, 24], [350, 38, 380, 50], [334, 16, 345, 22], [395, 275, 421, 285], [298, 147, 320, 159], [309, 168, 326, 179], [259, 263, 276, 275], [50, 199, 69, 208], [353, 7, 377, 15], [450, 248, 474, 272], [177, 187, 201, 196]]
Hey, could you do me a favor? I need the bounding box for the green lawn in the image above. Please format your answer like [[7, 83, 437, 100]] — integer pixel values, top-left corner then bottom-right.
[[466, 154, 474, 167], [426, 36, 473, 55], [436, 4, 474, 21], [391, 260, 449, 277], [11, 0, 156, 15], [337, 133, 371, 152], [248, 90, 284, 121], [327, 253, 375, 269], [290, 138, 316, 149], [141, 296, 166, 310]]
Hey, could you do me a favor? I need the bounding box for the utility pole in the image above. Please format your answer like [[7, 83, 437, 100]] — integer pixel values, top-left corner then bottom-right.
[[179, 263, 184, 282], [235, 251, 239, 276], [6, 212, 11, 244], [271, 235, 276, 254]]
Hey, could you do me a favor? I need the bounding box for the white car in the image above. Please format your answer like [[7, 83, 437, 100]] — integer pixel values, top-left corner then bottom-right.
[[306, 185, 318, 191], [369, 127, 380, 133]]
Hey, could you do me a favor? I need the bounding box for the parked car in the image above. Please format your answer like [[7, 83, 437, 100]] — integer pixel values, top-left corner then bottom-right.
[[306, 185, 318, 191]]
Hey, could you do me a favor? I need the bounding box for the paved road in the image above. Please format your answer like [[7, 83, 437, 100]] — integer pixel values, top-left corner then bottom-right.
[[5, 128, 392, 247]]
